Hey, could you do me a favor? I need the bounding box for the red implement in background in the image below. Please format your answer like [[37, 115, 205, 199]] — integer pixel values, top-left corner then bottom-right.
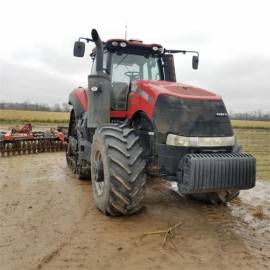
[[0, 124, 68, 157]]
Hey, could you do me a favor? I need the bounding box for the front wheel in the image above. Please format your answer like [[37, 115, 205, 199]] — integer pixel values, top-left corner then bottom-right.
[[91, 124, 146, 216]]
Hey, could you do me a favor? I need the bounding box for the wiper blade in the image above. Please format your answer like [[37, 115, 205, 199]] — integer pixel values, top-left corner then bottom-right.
[[114, 54, 129, 69]]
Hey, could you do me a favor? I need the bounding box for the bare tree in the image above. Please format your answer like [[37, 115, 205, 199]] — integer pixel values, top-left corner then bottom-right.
[[62, 102, 70, 112], [53, 103, 61, 112]]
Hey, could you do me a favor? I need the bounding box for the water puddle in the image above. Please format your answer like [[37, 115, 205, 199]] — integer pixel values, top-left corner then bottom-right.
[[169, 180, 270, 257]]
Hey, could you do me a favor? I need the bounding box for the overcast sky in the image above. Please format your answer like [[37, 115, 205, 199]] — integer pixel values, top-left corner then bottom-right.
[[0, 0, 269, 112]]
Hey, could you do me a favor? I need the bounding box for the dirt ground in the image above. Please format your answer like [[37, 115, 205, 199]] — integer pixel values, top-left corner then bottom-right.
[[0, 153, 269, 270]]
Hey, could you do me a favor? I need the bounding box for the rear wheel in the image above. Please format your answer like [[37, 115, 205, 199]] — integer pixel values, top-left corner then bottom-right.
[[91, 123, 146, 216]]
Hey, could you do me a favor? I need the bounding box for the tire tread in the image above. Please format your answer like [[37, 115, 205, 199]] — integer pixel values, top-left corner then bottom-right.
[[93, 123, 146, 216]]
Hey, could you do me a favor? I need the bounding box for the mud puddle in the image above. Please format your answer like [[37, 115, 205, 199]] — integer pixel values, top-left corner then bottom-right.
[[172, 180, 270, 256]]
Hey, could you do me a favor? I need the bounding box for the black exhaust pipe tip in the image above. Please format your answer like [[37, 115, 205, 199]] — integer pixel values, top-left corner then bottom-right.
[[91, 29, 99, 42], [91, 28, 103, 73]]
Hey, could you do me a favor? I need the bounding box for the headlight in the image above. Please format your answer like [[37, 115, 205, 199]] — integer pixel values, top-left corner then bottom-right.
[[120, 42, 127, 47], [166, 134, 235, 147], [152, 46, 159, 51], [112, 41, 119, 46], [158, 47, 164, 53]]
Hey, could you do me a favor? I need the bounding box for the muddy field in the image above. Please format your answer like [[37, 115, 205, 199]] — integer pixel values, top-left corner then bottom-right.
[[0, 130, 270, 270]]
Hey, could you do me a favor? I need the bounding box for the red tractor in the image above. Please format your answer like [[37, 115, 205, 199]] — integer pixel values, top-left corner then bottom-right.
[[66, 29, 256, 216]]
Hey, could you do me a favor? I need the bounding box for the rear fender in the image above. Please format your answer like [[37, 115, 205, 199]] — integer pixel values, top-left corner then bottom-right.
[[68, 90, 87, 121], [130, 111, 156, 168], [68, 88, 88, 140]]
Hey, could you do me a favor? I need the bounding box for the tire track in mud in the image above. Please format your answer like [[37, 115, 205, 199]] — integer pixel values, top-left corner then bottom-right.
[[230, 199, 270, 255], [37, 207, 112, 270], [200, 203, 241, 250], [200, 197, 270, 260], [36, 242, 67, 269], [35, 207, 91, 270]]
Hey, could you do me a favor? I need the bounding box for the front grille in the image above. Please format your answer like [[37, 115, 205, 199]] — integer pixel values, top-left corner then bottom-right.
[[153, 95, 233, 143]]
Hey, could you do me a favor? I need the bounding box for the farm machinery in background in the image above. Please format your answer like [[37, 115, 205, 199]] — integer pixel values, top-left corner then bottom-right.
[[66, 29, 256, 215], [0, 123, 68, 156]]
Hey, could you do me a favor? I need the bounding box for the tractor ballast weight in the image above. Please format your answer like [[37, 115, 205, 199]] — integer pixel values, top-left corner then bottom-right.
[[67, 29, 256, 216], [87, 29, 111, 128]]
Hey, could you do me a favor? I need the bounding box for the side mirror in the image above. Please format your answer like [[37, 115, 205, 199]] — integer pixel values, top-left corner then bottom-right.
[[192, 55, 199, 70], [73, 41, 85, 57]]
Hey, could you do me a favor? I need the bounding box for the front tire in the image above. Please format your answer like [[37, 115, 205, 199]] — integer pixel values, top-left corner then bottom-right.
[[90, 124, 146, 216]]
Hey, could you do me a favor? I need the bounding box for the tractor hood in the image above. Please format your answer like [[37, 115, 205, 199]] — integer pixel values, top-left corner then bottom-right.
[[135, 80, 222, 101], [133, 80, 233, 141]]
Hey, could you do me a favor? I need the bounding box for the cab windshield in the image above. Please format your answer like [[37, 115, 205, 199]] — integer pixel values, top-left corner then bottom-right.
[[110, 53, 162, 84]]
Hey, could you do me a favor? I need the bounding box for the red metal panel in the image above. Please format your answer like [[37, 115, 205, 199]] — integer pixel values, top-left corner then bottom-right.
[[126, 92, 155, 119], [135, 80, 222, 101], [110, 111, 128, 118], [72, 87, 88, 112]]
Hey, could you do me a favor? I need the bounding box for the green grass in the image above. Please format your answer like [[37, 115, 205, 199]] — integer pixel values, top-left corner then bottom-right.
[[0, 110, 69, 124], [235, 129, 270, 181], [231, 120, 270, 130]]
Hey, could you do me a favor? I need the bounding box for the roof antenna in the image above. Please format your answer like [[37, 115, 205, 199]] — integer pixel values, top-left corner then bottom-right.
[[125, 18, 127, 40]]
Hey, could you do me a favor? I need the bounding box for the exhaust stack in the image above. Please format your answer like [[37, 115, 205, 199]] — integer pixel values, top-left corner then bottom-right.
[[91, 29, 103, 73], [87, 29, 111, 128]]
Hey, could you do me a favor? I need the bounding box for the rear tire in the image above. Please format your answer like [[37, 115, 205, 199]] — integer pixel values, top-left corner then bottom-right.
[[91, 124, 146, 216]]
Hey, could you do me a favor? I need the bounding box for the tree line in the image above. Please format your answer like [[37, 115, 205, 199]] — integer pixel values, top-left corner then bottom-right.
[[0, 101, 70, 112], [230, 111, 270, 121]]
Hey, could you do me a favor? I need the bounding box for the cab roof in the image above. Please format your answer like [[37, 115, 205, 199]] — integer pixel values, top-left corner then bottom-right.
[[103, 39, 164, 56]]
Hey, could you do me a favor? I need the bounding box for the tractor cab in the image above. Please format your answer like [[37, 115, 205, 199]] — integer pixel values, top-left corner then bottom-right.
[[84, 38, 173, 111], [102, 39, 165, 110], [73, 33, 196, 111]]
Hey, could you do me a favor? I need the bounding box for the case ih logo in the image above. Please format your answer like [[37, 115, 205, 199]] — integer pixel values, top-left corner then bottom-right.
[[216, 112, 228, 117]]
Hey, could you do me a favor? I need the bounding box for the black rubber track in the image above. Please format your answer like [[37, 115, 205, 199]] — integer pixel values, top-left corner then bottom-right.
[[189, 190, 240, 204], [91, 123, 146, 216], [66, 110, 90, 180]]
